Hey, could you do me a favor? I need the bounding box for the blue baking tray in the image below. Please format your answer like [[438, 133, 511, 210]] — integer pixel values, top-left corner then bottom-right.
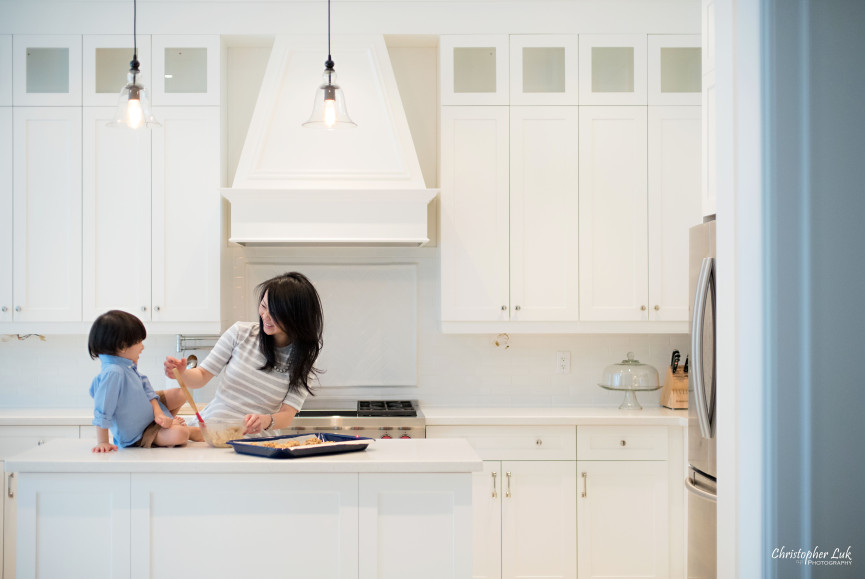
[[227, 432, 374, 459]]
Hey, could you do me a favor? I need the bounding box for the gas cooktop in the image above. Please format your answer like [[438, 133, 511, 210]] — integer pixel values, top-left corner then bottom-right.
[[295, 400, 420, 418]]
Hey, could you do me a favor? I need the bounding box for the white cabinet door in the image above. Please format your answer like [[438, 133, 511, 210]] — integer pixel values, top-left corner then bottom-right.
[[0, 107, 11, 322], [647, 35, 702, 106], [12, 35, 82, 106], [150, 35, 221, 106], [83, 107, 152, 322], [151, 106, 220, 323], [578, 106, 648, 321], [472, 461, 503, 579], [0, 36, 11, 106], [648, 106, 701, 322], [578, 35, 647, 105], [509, 35, 579, 106], [702, 69, 717, 217], [501, 461, 577, 579], [509, 106, 579, 321], [83, 35, 152, 107], [12, 107, 82, 322], [441, 35, 509, 106], [441, 106, 509, 321], [359, 473, 472, 579], [131, 473, 358, 579], [17, 473, 131, 579], [576, 461, 670, 579]]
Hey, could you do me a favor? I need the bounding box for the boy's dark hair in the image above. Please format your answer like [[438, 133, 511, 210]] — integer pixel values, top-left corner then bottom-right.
[[88, 310, 147, 359]]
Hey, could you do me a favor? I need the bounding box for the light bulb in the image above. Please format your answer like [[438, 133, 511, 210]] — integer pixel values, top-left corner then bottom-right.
[[126, 97, 144, 129], [324, 98, 337, 128]]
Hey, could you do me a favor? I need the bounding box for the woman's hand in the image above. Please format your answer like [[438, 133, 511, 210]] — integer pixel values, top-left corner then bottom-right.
[[163, 356, 187, 380], [243, 413, 272, 435], [92, 441, 117, 453]]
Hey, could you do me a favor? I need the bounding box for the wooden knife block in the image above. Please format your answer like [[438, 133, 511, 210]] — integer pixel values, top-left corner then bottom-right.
[[660, 367, 689, 409]]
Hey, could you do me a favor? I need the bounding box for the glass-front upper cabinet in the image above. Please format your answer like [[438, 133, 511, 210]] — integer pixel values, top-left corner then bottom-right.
[[13, 35, 82, 106], [0, 36, 12, 106], [150, 35, 221, 105], [578, 34, 647, 105], [441, 35, 508, 106], [83, 35, 152, 107], [509, 34, 578, 105], [648, 35, 701, 105]]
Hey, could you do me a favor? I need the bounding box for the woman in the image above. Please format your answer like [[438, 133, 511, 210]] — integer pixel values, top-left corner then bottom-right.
[[163, 272, 323, 439]]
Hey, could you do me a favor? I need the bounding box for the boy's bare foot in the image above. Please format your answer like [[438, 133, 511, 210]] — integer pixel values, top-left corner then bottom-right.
[[189, 426, 204, 442]]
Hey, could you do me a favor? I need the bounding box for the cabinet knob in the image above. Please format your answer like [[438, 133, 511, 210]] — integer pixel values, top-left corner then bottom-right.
[[620, 440, 627, 447], [514, 305, 521, 311], [15, 306, 21, 312], [536, 438, 543, 446], [640, 305, 647, 311], [501, 305, 507, 311], [37, 440, 45, 446], [154, 306, 161, 312], [654, 305, 660, 311], [141, 306, 147, 312], [1, 306, 7, 312]]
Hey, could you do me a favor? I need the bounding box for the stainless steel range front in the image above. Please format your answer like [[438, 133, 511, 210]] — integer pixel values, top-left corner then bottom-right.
[[282, 400, 425, 439]]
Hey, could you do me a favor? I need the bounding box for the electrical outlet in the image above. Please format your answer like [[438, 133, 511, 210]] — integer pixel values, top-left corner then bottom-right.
[[556, 351, 571, 374]]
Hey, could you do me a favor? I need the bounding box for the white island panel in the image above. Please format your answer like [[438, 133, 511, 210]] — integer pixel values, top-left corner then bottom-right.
[[17, 473, 130, 579], [131, 473, 358, 579]]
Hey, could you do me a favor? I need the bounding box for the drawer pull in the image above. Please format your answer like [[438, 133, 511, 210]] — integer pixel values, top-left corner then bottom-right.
[[37, 439, 46, 446], [7, 473, 13, 498], [536, 438, 543, 446], [505, 471, 512, 499], [581, 472, 588, 498], [620, 440, 627, 447], [491, 471, 497, 499]]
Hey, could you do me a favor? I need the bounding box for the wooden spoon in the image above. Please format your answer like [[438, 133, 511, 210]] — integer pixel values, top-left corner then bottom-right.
[[172, 368, 205, 425]]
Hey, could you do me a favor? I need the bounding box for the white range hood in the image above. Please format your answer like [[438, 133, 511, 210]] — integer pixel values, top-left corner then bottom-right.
[[223, 34, 437, 246]]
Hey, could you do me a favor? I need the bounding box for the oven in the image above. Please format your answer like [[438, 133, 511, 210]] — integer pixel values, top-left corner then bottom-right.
[[283, 400, 426, 439]]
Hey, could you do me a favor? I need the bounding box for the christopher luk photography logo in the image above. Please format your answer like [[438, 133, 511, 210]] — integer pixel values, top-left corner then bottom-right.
[[771, 545, 853, 567]]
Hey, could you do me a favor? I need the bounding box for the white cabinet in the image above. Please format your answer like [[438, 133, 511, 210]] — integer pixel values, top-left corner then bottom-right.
[[576, 425, 684, 579], [151, 35, 221, 106], [0, 107, 11, 322], [17, 473, 131, 579], [648, 106, 702, 321], [441, 106, 509, 321], [441, 35, 509, 106], [576, 461, 670, 579], [83, 35, 152, 107], [578, 35, 647, 105], [0, 36, 11, 106], [578, 106, 648, 321], [579, 106, 699, 322], [648, 35, 701, 106], [131, 473, 358, 578], [441, 106, 579, 322], [426, 425, 577, 579], [12, 35, 82, 106], [359, 474, 472, 579], [509, 35, 579, 105], [12, 107, 82, 322], [83, 107, 152, 321], [1, 425, 82, 579], [701, 0, 717, 217], [150, 106, 221, 323]]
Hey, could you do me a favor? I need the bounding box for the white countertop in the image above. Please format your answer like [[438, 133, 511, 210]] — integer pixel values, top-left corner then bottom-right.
[[422, 406, 687, 426], [0, 406, 688, 427], [5, 437, 483, 474]]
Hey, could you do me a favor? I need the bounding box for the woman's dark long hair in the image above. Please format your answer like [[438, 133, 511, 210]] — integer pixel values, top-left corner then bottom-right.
[[256, 272, 323, 395]]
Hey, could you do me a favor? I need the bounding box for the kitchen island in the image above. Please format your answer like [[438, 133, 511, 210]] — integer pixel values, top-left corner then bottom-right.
[[5, 438, 481, 579]]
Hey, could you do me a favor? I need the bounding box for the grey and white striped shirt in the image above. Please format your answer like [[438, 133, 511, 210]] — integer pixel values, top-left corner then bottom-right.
[[198, 322, 307, 422]]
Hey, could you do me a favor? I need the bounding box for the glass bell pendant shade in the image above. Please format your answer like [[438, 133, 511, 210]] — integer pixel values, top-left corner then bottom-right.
[[108, 69, 160, 129], [303, 67, 356, 129]]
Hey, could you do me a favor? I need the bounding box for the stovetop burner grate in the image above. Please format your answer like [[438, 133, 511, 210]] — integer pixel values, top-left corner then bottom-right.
[[357, 400, 417, 417]]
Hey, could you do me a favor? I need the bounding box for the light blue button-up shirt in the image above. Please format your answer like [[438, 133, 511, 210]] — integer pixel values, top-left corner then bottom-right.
[[90, 355, 170, 448]]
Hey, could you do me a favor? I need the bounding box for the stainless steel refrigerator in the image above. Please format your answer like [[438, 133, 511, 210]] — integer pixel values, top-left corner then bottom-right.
[[687, 219, 717, 578]]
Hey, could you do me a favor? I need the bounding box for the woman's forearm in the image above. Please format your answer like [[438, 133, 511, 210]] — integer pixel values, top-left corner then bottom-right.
[[177, 366, 213, 389]]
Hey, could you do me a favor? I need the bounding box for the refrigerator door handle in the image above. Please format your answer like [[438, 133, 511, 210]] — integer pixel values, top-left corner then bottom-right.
[[691, 256, 715, 439], [685, 475, 718, 503]]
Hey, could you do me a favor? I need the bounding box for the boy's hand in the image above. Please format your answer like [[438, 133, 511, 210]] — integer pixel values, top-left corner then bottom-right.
[[154, 414, 174, 428], [92, 442, 117, 453]]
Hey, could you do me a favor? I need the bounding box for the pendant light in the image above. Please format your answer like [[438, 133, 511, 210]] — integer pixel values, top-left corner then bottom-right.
[[108, 0, 159, 129], [302, 0, 357, 129]]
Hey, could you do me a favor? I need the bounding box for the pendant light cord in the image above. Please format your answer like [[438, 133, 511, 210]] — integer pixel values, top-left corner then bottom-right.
[[133, 0, 138, 61], [327, 0, 332, 62]]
